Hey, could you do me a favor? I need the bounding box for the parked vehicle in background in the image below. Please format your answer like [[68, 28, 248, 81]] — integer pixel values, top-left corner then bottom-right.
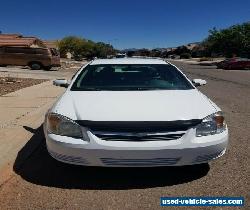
[[168, 55, 180, 59], [216, 58, 250, 70], [0, 46, 61, 70], [116, 53, 126, 58]]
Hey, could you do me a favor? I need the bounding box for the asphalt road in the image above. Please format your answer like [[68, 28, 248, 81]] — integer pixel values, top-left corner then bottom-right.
[[0, 61, 249, 210]]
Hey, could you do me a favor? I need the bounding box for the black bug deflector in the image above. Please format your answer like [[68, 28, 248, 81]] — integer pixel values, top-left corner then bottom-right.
[[75, 119, 202, 132]]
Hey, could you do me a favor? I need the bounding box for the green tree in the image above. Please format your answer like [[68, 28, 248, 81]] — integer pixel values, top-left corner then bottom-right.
[[203, 22, 250, 58], [93, 42, 116, 58], [58, 36, 85, 58], [174, 46, 191, 55], [58, 36, 115, 59]]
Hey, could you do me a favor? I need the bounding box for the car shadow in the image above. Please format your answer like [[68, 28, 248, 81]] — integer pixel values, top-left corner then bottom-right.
[[14, 125, 210, 190]]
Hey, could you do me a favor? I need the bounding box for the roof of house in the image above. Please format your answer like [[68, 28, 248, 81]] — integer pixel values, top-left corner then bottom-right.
[[0, 34, 22, 39], [0, 39, 35, 47], [0, 34, 46, 47], [43, 40, 58, 49]]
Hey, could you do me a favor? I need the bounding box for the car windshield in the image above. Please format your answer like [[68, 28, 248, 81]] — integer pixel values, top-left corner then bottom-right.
[[71, 64, 194, 91]]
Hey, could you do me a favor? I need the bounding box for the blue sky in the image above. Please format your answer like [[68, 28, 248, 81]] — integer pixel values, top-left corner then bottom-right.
[[1, 0, 249, 49]]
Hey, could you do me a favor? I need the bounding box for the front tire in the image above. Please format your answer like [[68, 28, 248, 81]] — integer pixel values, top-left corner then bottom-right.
[[29, 62, 42, 70]]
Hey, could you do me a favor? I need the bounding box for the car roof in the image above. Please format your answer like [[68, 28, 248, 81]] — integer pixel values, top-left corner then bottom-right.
[[90, 57, 168, 65]]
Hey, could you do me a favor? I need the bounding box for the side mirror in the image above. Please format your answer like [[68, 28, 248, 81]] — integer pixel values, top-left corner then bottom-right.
[[192, 79, 207, 87], [53, 79, 69, 88]]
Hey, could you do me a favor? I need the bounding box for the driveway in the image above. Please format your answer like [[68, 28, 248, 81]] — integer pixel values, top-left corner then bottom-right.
[[0, 61, 249, 210]]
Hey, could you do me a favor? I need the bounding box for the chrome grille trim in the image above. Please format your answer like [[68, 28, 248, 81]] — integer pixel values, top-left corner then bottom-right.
[[93, 131, 185, 141]]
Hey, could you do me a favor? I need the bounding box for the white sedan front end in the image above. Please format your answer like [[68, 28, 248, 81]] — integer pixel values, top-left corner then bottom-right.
[[44, 58, 228, 167]]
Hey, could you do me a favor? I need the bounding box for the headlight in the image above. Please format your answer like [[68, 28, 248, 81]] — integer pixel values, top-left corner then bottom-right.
[[196, 111, 226, 137], [46, 113, 88, 140]]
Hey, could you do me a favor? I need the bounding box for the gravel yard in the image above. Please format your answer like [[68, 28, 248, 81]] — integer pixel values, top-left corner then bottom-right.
[[0, 77, 47, 96]]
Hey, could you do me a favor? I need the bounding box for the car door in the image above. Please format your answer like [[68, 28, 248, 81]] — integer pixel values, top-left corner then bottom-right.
[[3, 47, 24, 65], [0, 47, 4, 65]]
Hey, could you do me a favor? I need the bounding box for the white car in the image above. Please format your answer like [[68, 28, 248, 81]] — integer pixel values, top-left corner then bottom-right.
[[44, 58, 228, 167]]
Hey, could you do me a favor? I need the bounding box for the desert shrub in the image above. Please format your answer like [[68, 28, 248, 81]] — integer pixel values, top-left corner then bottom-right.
[[180, 53, 191, 59]]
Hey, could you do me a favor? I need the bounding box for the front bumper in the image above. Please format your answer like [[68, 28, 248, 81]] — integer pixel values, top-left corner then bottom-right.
[[44, 127, 228, 167]]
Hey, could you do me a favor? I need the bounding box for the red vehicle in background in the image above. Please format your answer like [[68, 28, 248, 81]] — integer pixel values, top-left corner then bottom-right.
[[217, 58, 250, 70]]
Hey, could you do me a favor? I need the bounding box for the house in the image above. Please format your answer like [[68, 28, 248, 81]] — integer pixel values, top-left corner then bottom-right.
[[0, 34, 46, 48], [43, 40, 59, 49], [0, 34, 22, 39]]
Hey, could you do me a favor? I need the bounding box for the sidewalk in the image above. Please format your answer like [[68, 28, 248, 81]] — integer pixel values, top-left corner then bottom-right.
[[0, 81, 64, 184]]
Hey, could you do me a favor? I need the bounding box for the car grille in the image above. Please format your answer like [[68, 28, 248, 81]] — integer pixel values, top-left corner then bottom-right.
[[94, 132, 185, 141], [100, 157, 181, 166], [76, 119, 201, 142]]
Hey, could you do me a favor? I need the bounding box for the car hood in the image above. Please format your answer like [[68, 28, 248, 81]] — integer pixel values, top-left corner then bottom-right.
[[54, 89, 217, 121]]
